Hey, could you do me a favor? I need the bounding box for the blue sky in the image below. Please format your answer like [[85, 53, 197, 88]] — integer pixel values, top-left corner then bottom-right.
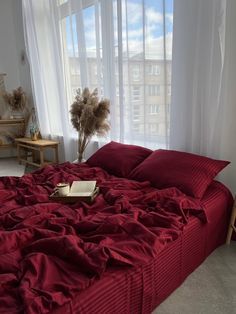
[[66, 0, 173, 59]]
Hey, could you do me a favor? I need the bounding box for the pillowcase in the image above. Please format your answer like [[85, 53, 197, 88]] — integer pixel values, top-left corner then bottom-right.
[[129, 149, 230, 198], [86, 141, 152, 178]]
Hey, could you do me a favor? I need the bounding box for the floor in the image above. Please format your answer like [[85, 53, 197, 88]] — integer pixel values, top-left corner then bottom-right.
[[0, 158, 236, 314], [154, 243, 236, 314], [0, 157, 25, 177]]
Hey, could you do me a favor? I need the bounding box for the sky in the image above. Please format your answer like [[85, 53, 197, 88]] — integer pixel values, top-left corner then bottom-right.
[[65, 0, 173, 59]]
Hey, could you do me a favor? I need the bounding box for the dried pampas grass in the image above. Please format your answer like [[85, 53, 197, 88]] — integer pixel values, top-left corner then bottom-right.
[[70, 87, 110, 162], [2, 86, 27, 112]]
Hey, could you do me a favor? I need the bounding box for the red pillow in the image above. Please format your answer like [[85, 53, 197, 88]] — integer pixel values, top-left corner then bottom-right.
[[129, 149, 230, 198], [86, 141, 152, 178]]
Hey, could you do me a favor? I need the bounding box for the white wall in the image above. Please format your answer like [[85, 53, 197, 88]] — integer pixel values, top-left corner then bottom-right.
[[0, 0, 20, 89], [0, 0, 32, 98], [0, 0, 33, 158]]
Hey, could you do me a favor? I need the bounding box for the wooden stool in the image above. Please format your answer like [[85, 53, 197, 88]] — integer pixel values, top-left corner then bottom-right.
[[226, 196, 236, 244]]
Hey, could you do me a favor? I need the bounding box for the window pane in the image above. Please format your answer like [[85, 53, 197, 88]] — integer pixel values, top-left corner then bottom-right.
[[59, 0, 173, 148]]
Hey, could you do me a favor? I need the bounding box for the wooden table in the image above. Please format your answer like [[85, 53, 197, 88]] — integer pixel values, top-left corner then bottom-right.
[[15, 137, 59, 168]]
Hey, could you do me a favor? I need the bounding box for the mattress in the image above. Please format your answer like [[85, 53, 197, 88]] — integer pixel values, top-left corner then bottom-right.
[[54, 180, 233, 314]]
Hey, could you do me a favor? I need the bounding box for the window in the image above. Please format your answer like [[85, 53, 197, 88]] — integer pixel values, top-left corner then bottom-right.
[[149, 104, 160, 114], [133, 104, 140, 121], [146, 64, 160, 76], [70, 62, 80, 75], [146, 85, 160, 96], [56, 0, 173, 147], [132, 86, 141, 101], [132, 65, 140, 81], [148, 123, 159, 135], [133, 124, 140, 133]]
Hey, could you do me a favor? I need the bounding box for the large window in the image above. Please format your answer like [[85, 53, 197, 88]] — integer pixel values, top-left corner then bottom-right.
[[58, 0, 173, 148]]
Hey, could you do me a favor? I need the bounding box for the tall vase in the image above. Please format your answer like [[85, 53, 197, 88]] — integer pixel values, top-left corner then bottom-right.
[[78, 151, 86, 163], [78, 152, 83, 163]]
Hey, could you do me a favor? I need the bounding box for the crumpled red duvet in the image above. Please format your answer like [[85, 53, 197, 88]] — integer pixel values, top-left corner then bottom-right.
[[0, 162, 206, 313]]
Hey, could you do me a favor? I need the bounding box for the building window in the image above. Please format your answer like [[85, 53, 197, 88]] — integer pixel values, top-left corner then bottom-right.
[[133, 104, 140, 121], [133, 124, 140, 133], [146, 85, 160, 96], [149, 104, 160, 115], [146, 64, 160, 76], [71, 65, 80, 75], [132, 86, 141, 101], [132, 65, 140, 81], [148, 123, 159, 135]]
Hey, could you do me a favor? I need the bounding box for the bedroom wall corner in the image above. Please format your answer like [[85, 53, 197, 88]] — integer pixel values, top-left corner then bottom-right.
[[0, 0, 33, 105]]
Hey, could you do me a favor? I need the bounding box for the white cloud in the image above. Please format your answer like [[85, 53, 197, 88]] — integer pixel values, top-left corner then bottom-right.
[[126, 32, 173, 60], [125, 2, 142, 25], [65, 1, 173, 60], [146, 8, 163, 24], [166, 13, 173, 24]]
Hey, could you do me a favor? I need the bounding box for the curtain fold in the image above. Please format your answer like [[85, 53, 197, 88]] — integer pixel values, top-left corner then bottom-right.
[[22, 0, 77, 161], [169, 0, 236, 192]]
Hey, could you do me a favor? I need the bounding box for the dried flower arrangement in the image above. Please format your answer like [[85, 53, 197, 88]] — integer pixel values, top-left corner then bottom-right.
[[70, 87, 110, 162], [2, 86, 27, 112]]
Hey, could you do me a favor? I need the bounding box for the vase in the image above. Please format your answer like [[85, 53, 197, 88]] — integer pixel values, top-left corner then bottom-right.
[[73, 152, 86, 164], [30, 131, 39, 141]]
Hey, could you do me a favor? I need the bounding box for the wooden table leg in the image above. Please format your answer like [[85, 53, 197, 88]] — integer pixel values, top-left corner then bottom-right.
[[17, 144, 21, 164], [55, 145, 59, 164], [39, 147, 44, 167], [226, 197, 236, 244]]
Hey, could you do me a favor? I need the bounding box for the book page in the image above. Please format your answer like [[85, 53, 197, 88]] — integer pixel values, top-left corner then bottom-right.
[[68, 181, 96, 197]]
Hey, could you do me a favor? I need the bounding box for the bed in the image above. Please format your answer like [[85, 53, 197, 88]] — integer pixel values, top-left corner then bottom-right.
[[0, 142, 233, 314]]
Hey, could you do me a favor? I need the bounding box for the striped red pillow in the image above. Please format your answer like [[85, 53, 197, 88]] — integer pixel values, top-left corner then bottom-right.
[[129, 149, 230, 198], [87, 141, 152, 178]]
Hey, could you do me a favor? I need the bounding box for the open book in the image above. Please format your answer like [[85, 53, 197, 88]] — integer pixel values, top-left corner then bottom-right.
[[68, 181, 97, 197]]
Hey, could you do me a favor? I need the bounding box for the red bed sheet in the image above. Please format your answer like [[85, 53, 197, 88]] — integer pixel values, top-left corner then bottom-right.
[[61, 180, 233, 314], [0, 163, 232, 314]]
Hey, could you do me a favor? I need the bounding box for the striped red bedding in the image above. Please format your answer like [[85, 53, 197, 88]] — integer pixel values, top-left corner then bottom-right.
[[0, 163, 232, 313]]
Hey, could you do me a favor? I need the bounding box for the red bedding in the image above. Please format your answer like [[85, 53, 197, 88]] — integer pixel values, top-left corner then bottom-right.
[[0, 163, 217, 313], [68, 180, 233, 314]]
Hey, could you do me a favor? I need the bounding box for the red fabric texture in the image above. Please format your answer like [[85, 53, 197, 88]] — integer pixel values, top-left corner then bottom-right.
[[86, 141, 152, 178], [0, 162, 206, 314], [51, 180, 233, 314], [129, 149, 230, 198]]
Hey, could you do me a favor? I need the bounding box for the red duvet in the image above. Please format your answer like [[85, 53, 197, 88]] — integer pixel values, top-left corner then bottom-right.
[[0, 162, 206, 313]]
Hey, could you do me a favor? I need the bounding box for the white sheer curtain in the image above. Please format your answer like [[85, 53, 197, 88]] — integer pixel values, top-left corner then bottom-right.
[[169, 0, 236, 192], [22, 0, 77, 161], [22, 0, 173, 160]]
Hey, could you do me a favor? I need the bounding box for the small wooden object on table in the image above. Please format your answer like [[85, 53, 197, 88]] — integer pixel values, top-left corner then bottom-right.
[[49, 187, 99, 204], [15, 137, 59, 168], [226, 195, 236, 244]]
